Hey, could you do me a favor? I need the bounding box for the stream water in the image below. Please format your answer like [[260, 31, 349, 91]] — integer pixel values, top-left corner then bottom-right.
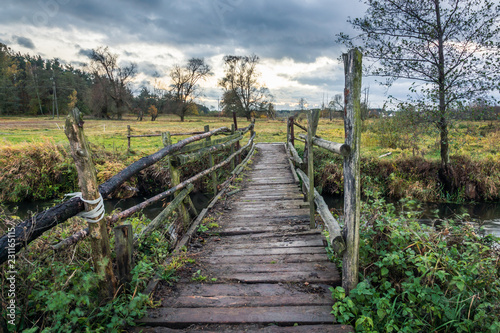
[[323, 195, 500, 237], [9, 192, 213, 222], [7, 193, 500, 237]]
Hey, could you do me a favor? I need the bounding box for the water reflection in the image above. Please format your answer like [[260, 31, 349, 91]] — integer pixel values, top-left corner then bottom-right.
[[323, 195, 500, 237]]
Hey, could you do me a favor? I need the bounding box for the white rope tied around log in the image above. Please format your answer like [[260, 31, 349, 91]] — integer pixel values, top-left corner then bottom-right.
[[65, 192, 105, 223]]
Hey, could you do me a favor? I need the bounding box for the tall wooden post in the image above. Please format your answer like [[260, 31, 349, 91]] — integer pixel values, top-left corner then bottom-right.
[[286, 117, 290, 144], [205, 125, 218, 195], [233, 112, 240, 164], [127, 125, 131, 153], [289, 116, 295, 147], [342, 49, 362, 294], [163, 132, 192, 230], [65, 107, 117, 298], [230, 124, 236, 171], [307, 110, 320, 229]]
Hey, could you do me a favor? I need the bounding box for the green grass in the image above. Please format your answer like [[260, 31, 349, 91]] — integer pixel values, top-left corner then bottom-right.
[[1, 115, 498, 160]]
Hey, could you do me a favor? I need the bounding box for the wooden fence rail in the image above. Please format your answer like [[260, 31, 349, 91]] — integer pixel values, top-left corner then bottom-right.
[[286, 48, 362, 293]]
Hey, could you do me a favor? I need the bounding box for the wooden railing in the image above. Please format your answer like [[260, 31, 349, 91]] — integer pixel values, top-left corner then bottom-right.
[[0, 111, 256, 293], [286, 49, 362, 293]]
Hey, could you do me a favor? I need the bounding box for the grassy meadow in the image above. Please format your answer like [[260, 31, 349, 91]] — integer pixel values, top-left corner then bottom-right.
[[1, 114, 498, 159], [0, 114, 499, 203]]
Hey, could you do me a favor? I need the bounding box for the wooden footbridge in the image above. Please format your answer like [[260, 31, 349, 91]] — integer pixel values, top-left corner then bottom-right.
[[0, 50, 362, 333], [133, 143, 353, 332]]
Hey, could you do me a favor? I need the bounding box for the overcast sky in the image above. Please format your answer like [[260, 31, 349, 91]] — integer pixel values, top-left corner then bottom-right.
[[0, 0, 405, 110]]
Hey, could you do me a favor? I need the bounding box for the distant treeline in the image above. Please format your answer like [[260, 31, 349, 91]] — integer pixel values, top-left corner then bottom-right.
[[0, 43, 212, 120]]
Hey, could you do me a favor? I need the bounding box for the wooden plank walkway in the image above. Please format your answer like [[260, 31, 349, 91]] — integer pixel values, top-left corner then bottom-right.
[[133, 143, 353, 332]]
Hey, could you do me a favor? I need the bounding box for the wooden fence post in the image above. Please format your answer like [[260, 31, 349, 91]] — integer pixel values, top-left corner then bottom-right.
[[114, 224, 133, 287], [342, 48, 362, 294], [230, 124, 236, 171], [289, 116, 295, 147], [233, 112, 240, 164], [163, 132, 196, 230], [127, 125, 131, 153], [205, 125, 218, 195], [286, 117, 291, 144], [65, 107, 117, 298]]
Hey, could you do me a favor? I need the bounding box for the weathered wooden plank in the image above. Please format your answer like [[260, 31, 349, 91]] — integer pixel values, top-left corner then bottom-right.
[[214, 239, 325, 249], [129, 324, 354, 333], [225, 213, 309, 220], [166, 282, 332, 298], [217, 270, 339, 284], [230, 205, 309, 213], [208, 247, 326, 257], [162, 293, 332, 308], [236, 195, 305, 201], [161, 282, 333, 308], [139, 306, 336, 326], [201, 253, 331, 265], [246, 181, 296, 186], [218, 230, 323, 243], [210, 262, 337, 274], [225, 218, 310, 227]]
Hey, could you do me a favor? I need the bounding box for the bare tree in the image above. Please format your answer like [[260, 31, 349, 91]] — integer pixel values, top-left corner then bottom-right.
[[328, 94, 343, 120], [169, 58, 212, 122], [298, 97, 308, 111], [90, 46, 136, 119], [219, 55, 272, 120]]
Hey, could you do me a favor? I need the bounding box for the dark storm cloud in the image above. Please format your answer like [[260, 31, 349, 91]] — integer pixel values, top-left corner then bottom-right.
[[2, 0, 360, 62], [137, 61, 162, 77], [14, 35, 35, 49], [1, 0, 372, 106], [78, 48, 93, 59]]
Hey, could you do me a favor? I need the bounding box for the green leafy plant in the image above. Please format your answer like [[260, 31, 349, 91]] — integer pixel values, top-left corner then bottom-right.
[[329, 197, 500, 332], [191, 270, 207, 282]]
